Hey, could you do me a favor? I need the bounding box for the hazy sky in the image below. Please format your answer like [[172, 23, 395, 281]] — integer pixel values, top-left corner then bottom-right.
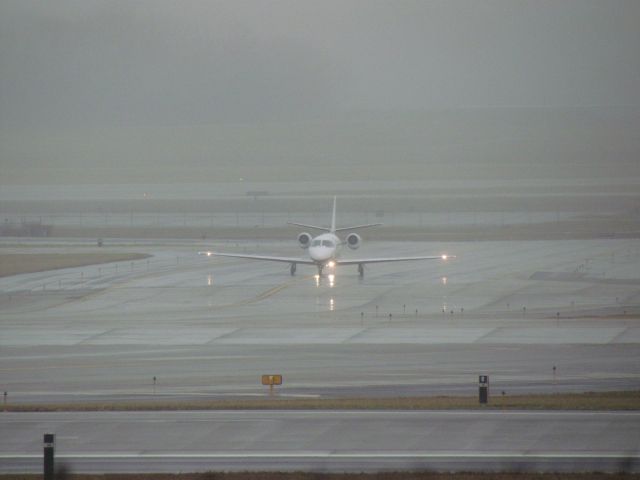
[[2, 0, 639, 128]]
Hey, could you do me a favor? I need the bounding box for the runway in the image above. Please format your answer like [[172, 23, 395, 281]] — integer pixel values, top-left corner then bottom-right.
[[1, 238, 640, 403], [1, 410, 639, 473], [1, 237, 640, 473]]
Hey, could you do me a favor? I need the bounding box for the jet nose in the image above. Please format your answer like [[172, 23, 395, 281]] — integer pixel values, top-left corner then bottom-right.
[[310, 247, 332, 262]]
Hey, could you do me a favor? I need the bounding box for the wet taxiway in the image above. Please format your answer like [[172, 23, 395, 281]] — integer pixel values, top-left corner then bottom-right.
[[1, 410, 639, 473], [1, 238, 639, 403]]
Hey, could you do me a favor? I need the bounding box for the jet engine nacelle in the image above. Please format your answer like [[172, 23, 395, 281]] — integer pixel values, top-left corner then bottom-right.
[[346, 232, 361, 250], [297, 232, 312, 249]]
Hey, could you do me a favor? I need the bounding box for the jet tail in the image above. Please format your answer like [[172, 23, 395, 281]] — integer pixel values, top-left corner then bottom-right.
[[330, 196, 337, 233], [290, 196, 380, 233]]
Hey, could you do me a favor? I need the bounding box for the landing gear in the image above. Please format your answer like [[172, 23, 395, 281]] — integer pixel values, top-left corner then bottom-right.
[[290, 263, 297, 276], [358, 263, 364, 277], [317, 264, 324, 277]]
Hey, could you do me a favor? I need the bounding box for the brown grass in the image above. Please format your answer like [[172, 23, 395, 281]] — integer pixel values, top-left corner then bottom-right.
[[5, 391, 640, 413], [1, 472, 639, 480], [0, 253, 151, 277]]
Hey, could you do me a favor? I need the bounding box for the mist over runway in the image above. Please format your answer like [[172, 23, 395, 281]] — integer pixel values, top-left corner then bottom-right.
[[2, 2, 640, 474]]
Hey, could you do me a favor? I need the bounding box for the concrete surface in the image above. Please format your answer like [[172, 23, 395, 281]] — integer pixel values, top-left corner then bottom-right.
[[2, 238, 640, 473], [1, 239, 639, 403], [1, 410, 639, 473]]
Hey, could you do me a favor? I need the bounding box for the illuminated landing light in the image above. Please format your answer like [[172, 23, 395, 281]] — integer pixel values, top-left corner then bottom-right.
[[327, 261, 336, 268], [441, 254, 448, 260], [314, 274, 320, 287], [442, 276, 447, 285], [206, 252, 213, 257], [328, 274, 335, 287]]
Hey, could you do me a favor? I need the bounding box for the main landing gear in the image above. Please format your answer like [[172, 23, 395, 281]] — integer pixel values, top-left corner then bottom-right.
[[290, 263, 297, 276], [358, 263, 364, 277]]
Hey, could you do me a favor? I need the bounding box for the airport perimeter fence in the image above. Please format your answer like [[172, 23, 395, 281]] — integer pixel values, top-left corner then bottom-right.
[[1, 210, 577, 230]]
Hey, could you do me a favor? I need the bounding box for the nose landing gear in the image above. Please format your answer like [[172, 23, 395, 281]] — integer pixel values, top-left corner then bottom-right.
[[358, 263, 364, 277], [290, 263, 297, 276]]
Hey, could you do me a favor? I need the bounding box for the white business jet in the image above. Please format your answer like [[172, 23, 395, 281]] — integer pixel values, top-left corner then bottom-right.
[[199, 197, 450, 277]]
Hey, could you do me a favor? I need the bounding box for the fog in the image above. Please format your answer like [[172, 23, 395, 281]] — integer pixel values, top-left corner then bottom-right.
[[1, 0, 639, 185], [2, 4, 640, 473]]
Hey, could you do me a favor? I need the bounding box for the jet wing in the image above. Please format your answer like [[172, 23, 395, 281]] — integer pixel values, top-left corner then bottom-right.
[[198, 251, 317, 265], [336, 255, 449, 265]]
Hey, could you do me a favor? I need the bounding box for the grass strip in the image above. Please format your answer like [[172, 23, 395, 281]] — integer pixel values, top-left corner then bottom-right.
[[4, 391, 640, 412], [0, 253, 151, 277]]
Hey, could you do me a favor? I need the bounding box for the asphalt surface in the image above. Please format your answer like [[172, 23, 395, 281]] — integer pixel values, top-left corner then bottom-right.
[[1, 238, 639, 473], [1, 239, 639, 403], [1, 410, 639, 473]]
